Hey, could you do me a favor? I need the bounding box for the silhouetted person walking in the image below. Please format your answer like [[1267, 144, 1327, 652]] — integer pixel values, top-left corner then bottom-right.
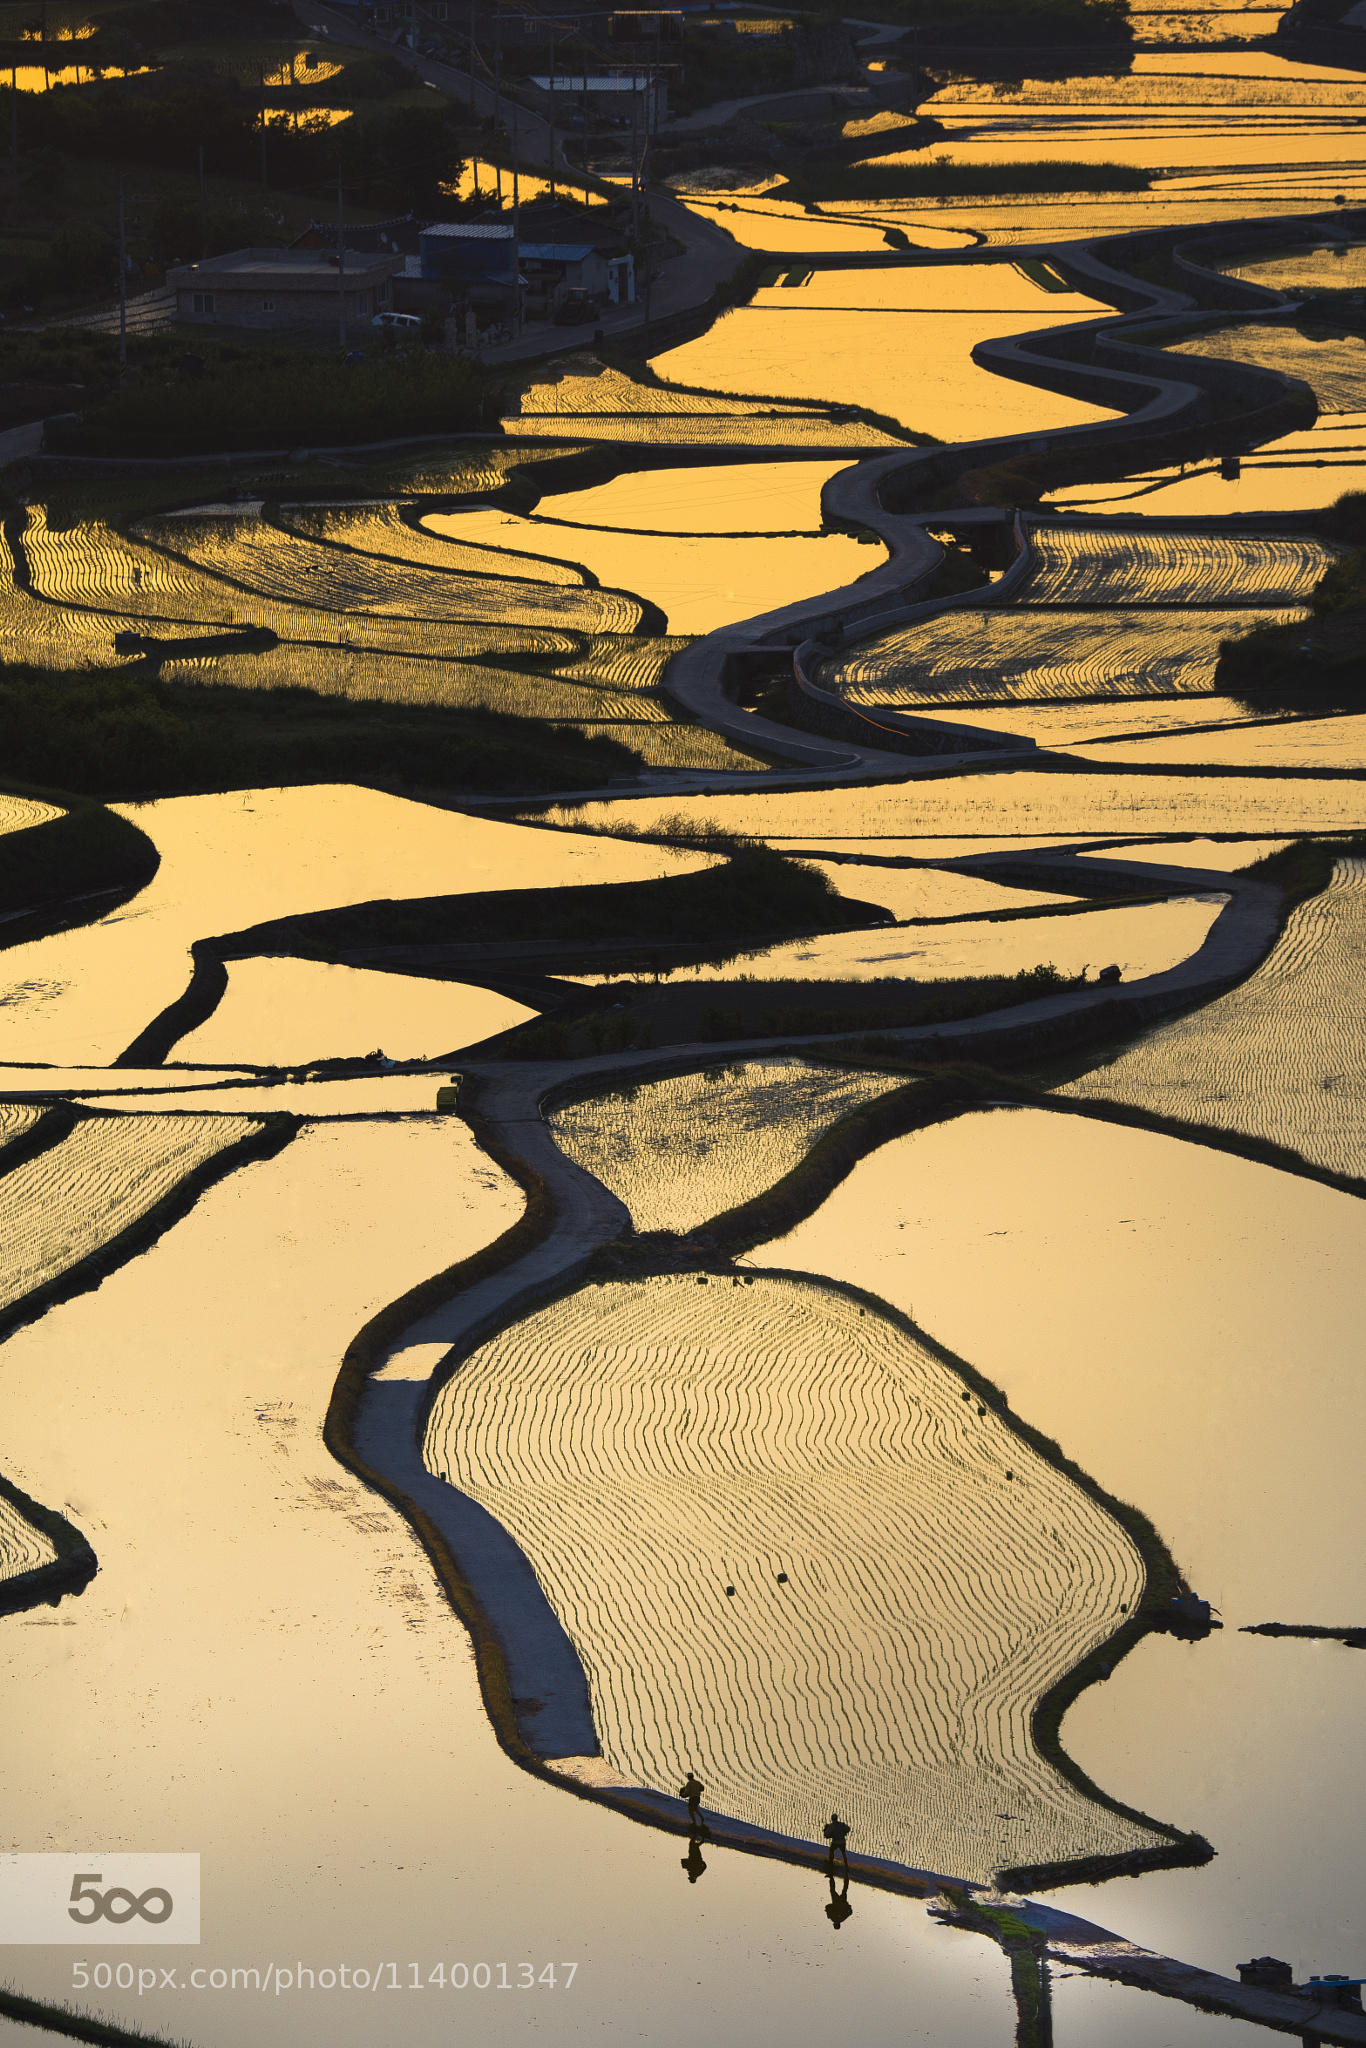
[[823, 1812, 850, 1876], [679, 1772, 705, 1830]]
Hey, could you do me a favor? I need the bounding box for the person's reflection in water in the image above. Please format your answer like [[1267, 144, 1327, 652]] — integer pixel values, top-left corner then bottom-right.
[[825, 1868, 854, 1929], [681, 1834, 708, 1884]]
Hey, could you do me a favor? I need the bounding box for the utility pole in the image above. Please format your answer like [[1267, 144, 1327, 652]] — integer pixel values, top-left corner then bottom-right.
[[511, 103, 521, 335], [259, 67, 268, 185], [117, 175, 127, 368], [337, 159, 346, 349], [547, 34, 556, 203], [10, 66, 18, 201], [197, 142, 207, 259], [493, 43, 502, 203]]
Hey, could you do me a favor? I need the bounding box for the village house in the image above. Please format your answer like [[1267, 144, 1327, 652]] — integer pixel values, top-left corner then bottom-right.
[[166, 247, 404, 331]]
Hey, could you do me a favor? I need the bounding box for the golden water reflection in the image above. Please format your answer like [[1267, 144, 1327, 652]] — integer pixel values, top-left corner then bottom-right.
[[0, 1120, 1024, 2046], [652, 263, 1117, 442], [426, 461, 880, 632]]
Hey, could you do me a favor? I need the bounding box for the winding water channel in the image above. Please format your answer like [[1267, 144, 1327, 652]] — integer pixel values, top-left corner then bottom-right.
[[4, 10, 1366, 2047]]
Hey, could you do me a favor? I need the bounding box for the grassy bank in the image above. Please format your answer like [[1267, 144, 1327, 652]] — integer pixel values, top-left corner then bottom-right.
[[491, 964, 1084, 1060], [48, 350, 503, 459], [212, 844, 873, 964], [772, 159, 1150, 203], [0, 783, 159, 943], [0, 664, 642, 799]]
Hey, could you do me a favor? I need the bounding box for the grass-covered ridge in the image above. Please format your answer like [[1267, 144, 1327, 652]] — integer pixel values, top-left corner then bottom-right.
[[773, 159, 1150, 203], [213, 842, 878, 962], [494, 964, 1085, 1061], [0, 663, 644, 799], [0, 779, 158, 943], [47, 350, 505, 459]]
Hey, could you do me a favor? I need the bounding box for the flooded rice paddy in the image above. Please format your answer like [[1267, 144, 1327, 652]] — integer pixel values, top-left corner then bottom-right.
[[426, 462, 881, 632], [424, 1272, 1159, 1885], [549, 1059, 908, 1233], [1063, 856, 1366, 1176], [0, 788, 709, 1065], [579, 894, 1226, 987], [8, 36, 1366, 2045], [652, 263, 1120, 441], [762, 1111, 1366, 1982], [177, 959, 537, 1068]]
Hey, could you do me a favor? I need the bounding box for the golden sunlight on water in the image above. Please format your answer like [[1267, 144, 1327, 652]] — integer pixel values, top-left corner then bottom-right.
[[0, 1120, 1024, 2045], [426, 463, 880, 631], [0, 790, 710, 1067], [759, 1109, 1366, 1617], [177, 960, 536, 1067], [652, 263, 1118, 440]]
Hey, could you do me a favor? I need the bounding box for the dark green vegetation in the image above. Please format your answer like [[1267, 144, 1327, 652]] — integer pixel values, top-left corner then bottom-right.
[[859, 0, 1131, 42], [211, 842, 869, 964], [0, 1, 479, 315], [1218, 500, 1366, 708], [496, 964, 1083, 1060], [0, 663, 640, 798], [47, 348, 501, 457], [0, 779, 157, 942], [773, 160, 1150, 203], [0, 1980, 190, 2048], [666, 18, 860, 118]]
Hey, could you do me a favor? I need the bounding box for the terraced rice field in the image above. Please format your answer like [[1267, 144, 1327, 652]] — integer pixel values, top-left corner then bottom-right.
[[178, 960, 536, 1068], [1047, 412, 1366, 517], [1170, 322, 1366, 414], [141, 511, 645, 637], [799, 858, 1074, 921], [0, 794, 63, 836], [507, 359, 900, 446], [1, 506, 765, 765], [425, 463, 880, 634], [1020, 525, 1336, 608], [651, 264, 1119, 444], [0, 787, 715, 1068], [0, 1103, 46, 1150], [1062, 857, 1366, 1177], [277, 501, 590, 587], [596, 895, 1224, 987], [1223, 243, 1366, 294], [0, 1112, 265, 1318], [0, 1488, 55, 1582], [819, 608, 1304, 705], [423, 1273, 1159, 1884], [549, 1060, 909, 1233], [1067, 713, 1366, 770], [554, 773, 1366, 840], [906, 700, 1295, 750]]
